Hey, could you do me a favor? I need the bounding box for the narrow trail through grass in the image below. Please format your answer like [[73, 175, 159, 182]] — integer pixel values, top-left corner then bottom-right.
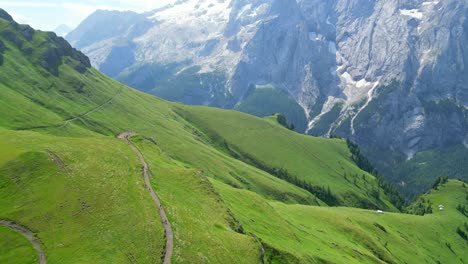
[[0, 220, 46, 264], [16, 89, 123, 131], [118, 132, 174, 264], [61, 89, 123, 128]]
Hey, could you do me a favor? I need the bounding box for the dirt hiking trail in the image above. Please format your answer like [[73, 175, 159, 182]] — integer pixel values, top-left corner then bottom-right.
[[119, 132, 174, 264], [0, 219, 47, 264]]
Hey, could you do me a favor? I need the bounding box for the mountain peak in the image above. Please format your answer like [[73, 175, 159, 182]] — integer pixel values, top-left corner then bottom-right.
[[54, 24, 73, 37]]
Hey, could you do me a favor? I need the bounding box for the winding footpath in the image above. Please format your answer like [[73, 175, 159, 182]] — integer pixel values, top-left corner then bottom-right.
[[118, 132, 174, 264], [17, 89, 122, 131], [0, 220, 46, 264], [61, 89, 123, 128]]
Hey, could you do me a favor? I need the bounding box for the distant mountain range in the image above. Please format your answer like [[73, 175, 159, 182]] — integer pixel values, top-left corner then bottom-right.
[[66, 0, 468, 195], [54, 24, 73, 37]]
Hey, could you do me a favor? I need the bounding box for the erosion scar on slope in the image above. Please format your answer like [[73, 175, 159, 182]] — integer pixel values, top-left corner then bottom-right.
[[118, 132, 174, 264], [0, 220, 47, 264]]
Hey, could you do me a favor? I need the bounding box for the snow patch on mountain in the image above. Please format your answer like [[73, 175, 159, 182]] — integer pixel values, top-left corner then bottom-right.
[[422, 1, 440, 6], [149, 0, 231, 23], [133, 0, 241, 73], [339, 72, 379, 105], [400, 9, 423, 19]]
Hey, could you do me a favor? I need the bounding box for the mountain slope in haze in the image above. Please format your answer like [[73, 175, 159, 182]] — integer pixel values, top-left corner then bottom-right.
[[54, 24, 72, 37], [1, 11, 467, 263], [67, 0, 468, 195]]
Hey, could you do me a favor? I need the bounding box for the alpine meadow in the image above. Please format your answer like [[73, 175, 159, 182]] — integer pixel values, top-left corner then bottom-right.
[[0, 2, 467, 264]]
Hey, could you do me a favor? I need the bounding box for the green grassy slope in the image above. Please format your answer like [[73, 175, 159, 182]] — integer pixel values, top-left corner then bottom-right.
[[176, 106, 397, 210], [216, 179, 468, 263], [0, 12, 466, 263], [0, 9, 389, 209], [0, 225, 37, 264], [0, 17, 319, 205], [0, 15, 313, 262], [132, 136, 260, 263], [0, 129, 165, 263]]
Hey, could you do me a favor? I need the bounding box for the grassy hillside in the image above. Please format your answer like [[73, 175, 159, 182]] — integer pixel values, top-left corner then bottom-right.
[[216, 179, 468, 263], [0, 129, 165, 263], [0, 11, 466, 263], [0, 225, 37, 264], [0, 14, 314, 262], [176, 106, 397, 210]]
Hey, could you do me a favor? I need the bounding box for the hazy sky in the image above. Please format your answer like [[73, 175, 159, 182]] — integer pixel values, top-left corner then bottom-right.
[[1, 0, 176, 31]]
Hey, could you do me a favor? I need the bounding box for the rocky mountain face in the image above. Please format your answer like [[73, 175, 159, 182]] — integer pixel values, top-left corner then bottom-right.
[[67, 0, 468, 194]]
